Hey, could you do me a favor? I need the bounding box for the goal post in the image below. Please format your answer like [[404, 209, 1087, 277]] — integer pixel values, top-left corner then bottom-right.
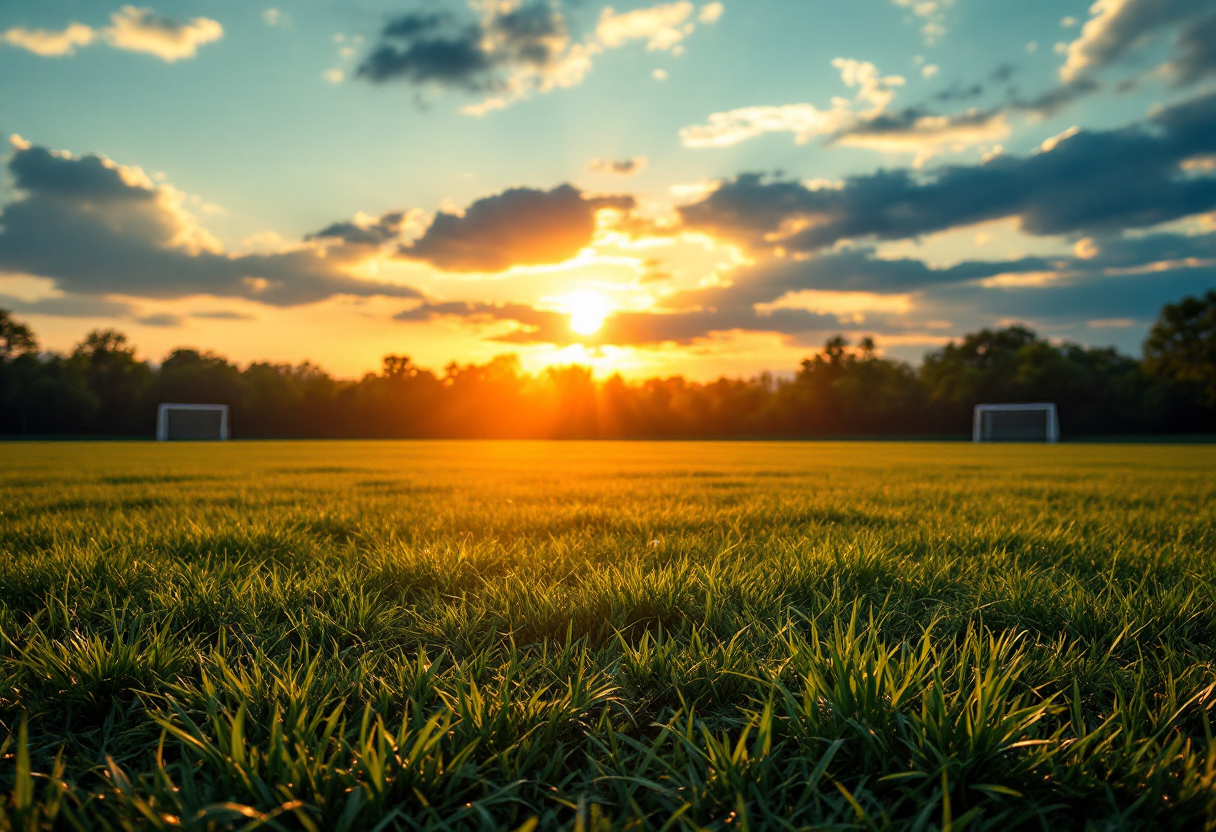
[[156, 403, 230, 441], [972, 403, 1059, 443]]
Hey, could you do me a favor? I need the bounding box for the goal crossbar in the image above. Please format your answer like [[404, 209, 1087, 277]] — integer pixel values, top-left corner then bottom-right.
[[972, 402, 1059, 443]]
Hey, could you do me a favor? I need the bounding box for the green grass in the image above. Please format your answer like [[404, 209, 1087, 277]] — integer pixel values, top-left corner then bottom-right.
[[2, 440, 1215, 830]]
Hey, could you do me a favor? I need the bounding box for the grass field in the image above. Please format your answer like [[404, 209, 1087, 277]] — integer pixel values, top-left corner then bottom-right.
[[2, 441, 1216, 830]]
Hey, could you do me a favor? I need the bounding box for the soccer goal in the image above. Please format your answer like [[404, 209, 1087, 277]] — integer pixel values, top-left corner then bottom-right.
[[972, 403, 1059, 443], [156, 403, 230, 441]]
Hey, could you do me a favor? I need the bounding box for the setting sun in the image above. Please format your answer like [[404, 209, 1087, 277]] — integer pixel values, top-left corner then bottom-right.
[[564, 289, 612, 336]]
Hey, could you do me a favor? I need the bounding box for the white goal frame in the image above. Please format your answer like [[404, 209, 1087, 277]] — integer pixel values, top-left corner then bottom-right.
[[972, 403, 1059, 443], [156, 403, 230, 441]]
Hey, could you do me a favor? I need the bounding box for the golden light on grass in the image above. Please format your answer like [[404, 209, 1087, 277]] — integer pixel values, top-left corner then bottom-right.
[[563, 289, 612, 335]]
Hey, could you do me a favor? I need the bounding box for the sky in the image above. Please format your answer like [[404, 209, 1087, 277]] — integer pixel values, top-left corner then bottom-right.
[[1, 0, 1215, 380]]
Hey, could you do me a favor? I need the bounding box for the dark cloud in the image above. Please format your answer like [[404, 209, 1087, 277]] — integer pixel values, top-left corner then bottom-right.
[[0, 293, 134, 318], [588, 157, 647, 176], [189, 310, 256, 321], [135, 313, 183, 327], [932, 83, 985, 103], [393, 300, 558, 327], [399, 184, 634, 272], [831, 105, 1008, 151], [924, 255, 1216, 326], [357, 3, 569, 92], [680, 92, 1216, 252], [307, 211, 407, 246], [0, 143, 424, 307], [1060, 0, 1212, 85], [1011, 77, 1102, 118], [662, 250, 1053, 312], [1171, 10, 1216, 87]]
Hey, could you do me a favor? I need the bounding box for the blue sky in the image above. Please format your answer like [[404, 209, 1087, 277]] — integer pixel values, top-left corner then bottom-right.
[[2, 0, 1214, 378]]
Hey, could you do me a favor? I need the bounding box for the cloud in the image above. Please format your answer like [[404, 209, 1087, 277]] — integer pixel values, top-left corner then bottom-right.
[[399, 184, 635, 272], [1, 23, 96, 56], [680, 58, 905, 149], [1060, 0, 1216, 86], [308, 210, 411, 247], [680, 104, 853, 150], [190, 310, 256, 321], [588, 157, 648, 176], [678, 57, 1019, 161], [666, 249, 1051, 312], [356, 1, 720, 111], [103, 6, 223, 61], [596, 2, 695, 51], [0, 294, 135, 318], [135, 312, 183, 327], [357, 2, 589, 107], [832, 107, 1010, 161], [1169, 9, 1216, 86], [1011, 77, 1102, 118], [679, 91, 1216, 252], [0, 6, 222, 62], [892, 0, 952, 45], [394, 299, 558, 327], [0, 141, 423, 307]]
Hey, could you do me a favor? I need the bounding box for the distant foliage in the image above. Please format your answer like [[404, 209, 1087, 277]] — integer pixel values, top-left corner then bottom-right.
[[1, 296, 1213, 437], [1144, 289, 1216, 411]]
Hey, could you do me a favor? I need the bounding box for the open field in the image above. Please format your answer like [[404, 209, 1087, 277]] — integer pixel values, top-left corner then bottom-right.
[[2, 441, 1216, 830]]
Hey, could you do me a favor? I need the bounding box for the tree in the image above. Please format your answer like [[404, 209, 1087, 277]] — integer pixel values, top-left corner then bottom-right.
[[1144, 290, 1216, 410], [72, 329, 152, 433], [0, 309, 38, 360]]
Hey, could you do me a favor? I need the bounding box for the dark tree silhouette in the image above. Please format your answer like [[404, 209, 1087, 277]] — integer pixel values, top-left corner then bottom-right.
[[1144, 290, 1216, 411], [0, 302, 1211, 439]]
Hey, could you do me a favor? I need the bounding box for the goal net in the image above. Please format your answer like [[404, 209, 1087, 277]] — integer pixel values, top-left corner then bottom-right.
[[156, 403, 230, 441], [972, 403, 1058, 443]]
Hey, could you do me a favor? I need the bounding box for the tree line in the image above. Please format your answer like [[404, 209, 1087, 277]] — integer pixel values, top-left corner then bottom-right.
[[1, 292, 1213, 439]]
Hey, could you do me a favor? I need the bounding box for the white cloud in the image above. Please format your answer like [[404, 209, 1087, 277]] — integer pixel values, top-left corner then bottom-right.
[[323, 68, 344, 85], [1, 8, 222, 62], [679, 58, 905, 148], [699, 3, 725, 24], [1039, 125, 1080, 153], [652, 68, 669, 80], [891, 0, 953, 45], [681, 56, 1006, 162], [597, 2, 696, 51], [1, 23, 96, 57], [263, 8, 282, 27], [921, 63, 939, 78], [1058, 0, 1196, 83], [680, 104, 850, 149], [103, 5, 223, 61]]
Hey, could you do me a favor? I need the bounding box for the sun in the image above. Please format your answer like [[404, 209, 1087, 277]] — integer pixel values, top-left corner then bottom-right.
[[564, 289, 611, 336]]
